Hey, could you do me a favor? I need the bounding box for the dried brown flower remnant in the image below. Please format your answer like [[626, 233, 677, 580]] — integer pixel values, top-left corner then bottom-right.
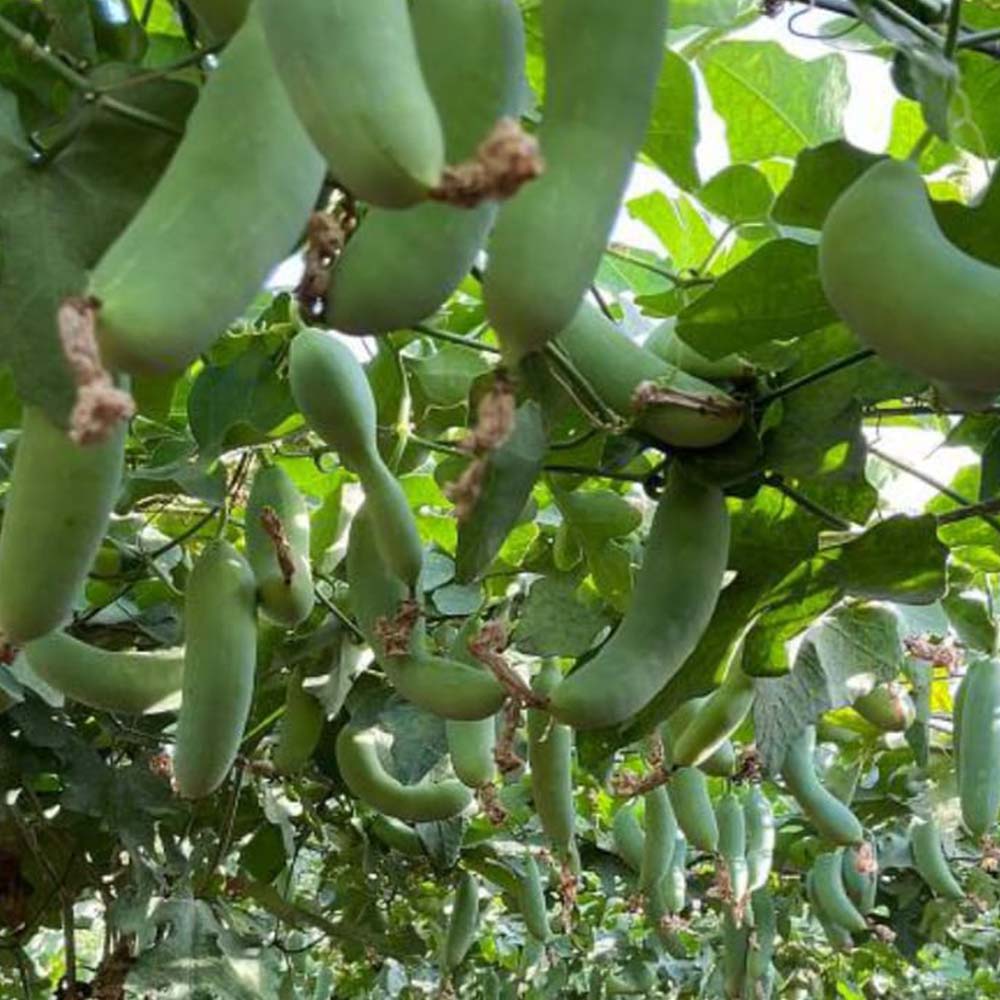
[[260, 505, 295, 584], [444, 374, 516, 521], [298, 204, 357, 317], [478, 783, 507, 825], [58, 297, 135, 444], [904, 635, 961, 672], [632, 379, 742, 419], [853, 839, 877, 876], [431, 118, 544, 208], [373, 599, 421, 657]]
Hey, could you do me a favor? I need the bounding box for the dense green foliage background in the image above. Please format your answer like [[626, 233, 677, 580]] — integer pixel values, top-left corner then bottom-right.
[[1, 0, 1000, 997]]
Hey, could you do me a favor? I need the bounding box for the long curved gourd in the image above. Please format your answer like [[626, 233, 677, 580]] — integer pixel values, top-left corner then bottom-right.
[[549, 466, 729, 729], [245, 465, 315, 628], [326, 0, 525, 335], [345, 506, 504, 720], [853, 682, 915, 732], [662, 698, 736, 776], [958, 658, 1000, 837], [612, 803, 645, 873], [644, 318, 754, 383], [446, 716, 497, 789], [23, 631, 183, 715], [518, 854, 551, 943], [89, 10, 324, 375], [953, 668, 967, 775], [173, 541, 258, 798], [640, 786, 677, 895], [259, 0, 444, 208], [819, 158, 1000, 401], [0, 407, 124, 644], [841, 838, 878, 915], [668, 767, 719, 853], [183, 0, 249, 40], [483, 0, 668, 362], [745, 786, 775, 893], [443, 871, 480, 970], [909, 817, 964, 900], [370, 814, 425, 857], [668, 663, 754, 769], [527, 661, 576, 855], [717, 792, 749, 904], [781, 726, 864, 846], [746, 888, 776, 984], [290, 329, 423, 589], [806, 868, 854, 952], [335, 722, 472, 822], [811, 850, 867, 933], [662, 833, 687, 915], [273, 666, 325, 775], [444, 619, 498, 789], [552, 304, 745, 450], [720, 908, 749, 1000]]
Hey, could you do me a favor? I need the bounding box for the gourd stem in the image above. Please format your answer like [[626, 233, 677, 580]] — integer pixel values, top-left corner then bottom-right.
[[868, 443, 1000, 536], [958, 26, 1000, 46], [755, 349, 876, 407], [907, 129, 934, 163], [0, 15, 182, 137], [762, 474, 852, 531], [870, 0, 945, 47], [412, 324, 501, 355], [944, 0, 964, 57], [604, 247, 715, 288]]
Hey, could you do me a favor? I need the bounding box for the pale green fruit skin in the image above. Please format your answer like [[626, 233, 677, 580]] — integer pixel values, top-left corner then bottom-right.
[[245, 465, 314, 628], [820, 158, 1000, 397], [0, 406, 124, 644], [173, 541, 258, 799], [25, 631, 183, 715], [484, 0, 669, 361], [326, 0, 525, 335], [335, 723, 472, 823], [90, 10, 324, 375], [259, 0, 444, 208]]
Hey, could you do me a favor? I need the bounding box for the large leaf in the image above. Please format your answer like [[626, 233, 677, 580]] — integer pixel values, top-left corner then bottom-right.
[[0, 80, 195, 421], [771, 140, 881, 229], [676, 239, 836, 357], [455, 401, 546, 582], [753, 605, 904, 773], [700, 42, 850, 162], [643, 49, 700, 191], [513, 573, 613, 658]]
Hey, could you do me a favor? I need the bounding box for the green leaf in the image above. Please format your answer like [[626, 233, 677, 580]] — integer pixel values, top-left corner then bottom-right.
[[622, 486, 827, 741], [753, 605, 903, 773], [697, 164, 774, 223], [934, 167, 1000, 267], [643, 49, 700, 191], [187, 342, 296, 456], [513, 574, 613, 658], [771, 140, 882, 229], [455, 402, 546, 582], [408, 344, 491, 410], [676, 239, 836, 358], [0, 80, 195, 420], [943, 591, 996, 652], [888, 98, 959, 173], [955, 52, 1000, 157], [700, 42, 849, 162], [670, 0, 757, 29], [626, 191, 715, 270], [838, 515, 948, 604]]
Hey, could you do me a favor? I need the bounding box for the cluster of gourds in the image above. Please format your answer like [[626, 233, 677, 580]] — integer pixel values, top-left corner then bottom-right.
[[1, 0, 1000, 990]]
